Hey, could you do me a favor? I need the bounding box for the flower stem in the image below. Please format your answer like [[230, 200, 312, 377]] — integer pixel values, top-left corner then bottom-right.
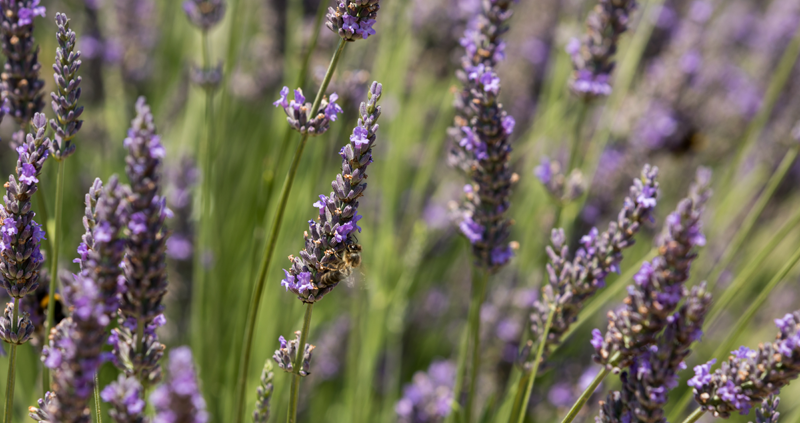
[[4, 298, 19, 423], [94, 373, 103, 423], [510, 304, 555, 423], [233, 38, 347, 423], [680, 408, 705, 423], [43, 158, 66, 392], [567, 100, 589, 173], [559, 364, 610, 423], [287, 303, 314, 423], [464, 267, 489, 423]]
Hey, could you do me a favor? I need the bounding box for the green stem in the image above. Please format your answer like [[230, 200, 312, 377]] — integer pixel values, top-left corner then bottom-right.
[[705, 146, 798, 290], [232, 38, 347, 423], [43, 159, 66, 392], [94, 374, 103, 423], [464, 268, 489, 423], [287, 304, 314, 423], [4, 298, 19, 423], [567, 101, 589, 172], [512, 305, 555, 423], [559, 365, 611, 423], [680, 408, 705, 423], [448, 324, 469, 423]]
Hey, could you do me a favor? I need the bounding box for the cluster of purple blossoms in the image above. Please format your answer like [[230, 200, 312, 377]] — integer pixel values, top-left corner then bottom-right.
[[100, 375, 147, 423], [569, 0, 638, 99], [689, 311, 800, 418], [753, 396, 780, 423], [530, 165, 659, 361], [183, 0, 226, 31], [280, 82, 381, 302], [49, 13, 82, 160], [450, 0, 518, 271], [253, 361, 275, 423], [326, 0, 380, 41], [0, 301, 33, 345], [273, 87, 343, 136], [151, 347, 209, 423], [395, 360, 455, 423], [535, 156, 585, 204], [0, 0, 46, 125], [596, 284, 712, 423], [592, 168, 711, 371], [1, 113, 49, 300], [273, 331, 315, 377], [110, 97, 169, 389]]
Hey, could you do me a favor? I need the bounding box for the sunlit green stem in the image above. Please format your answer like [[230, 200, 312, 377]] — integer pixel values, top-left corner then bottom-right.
[[680, 408, 705, 423], [287, 304, 314, 423], [233, 38, 347, 423], [568, 101, 589, 172], [560, 364, 612, 423], [94, 373, 103, 423], [511, 305, 555, 423], [43, 158, 65, 392], [3, 298, 19, 423], [464, 267, 489, 423]]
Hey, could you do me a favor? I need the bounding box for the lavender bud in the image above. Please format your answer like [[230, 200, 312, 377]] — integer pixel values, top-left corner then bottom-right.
[[183, 0, 226, 31], [151, 347, 209, 423], [1, 113, 50, 299], [101, 375, 147, 423], [593, 168, 711, 371], [273, 87, 343, 136], [535, 157, 585, 203], [273, 331, 315, 377], [569, 0, 637, 99], [0, 0, 46, 126], [689, 312, 800, 417], [0, 302, 34, 344], [530, 165, 659, 362], [326, 0, 380, 41], [279, 82, 381, 303], [395, 360, 455, 423], [28, 391, 56, 423], [189, 62, 223, 92], [753, 396, 780, 423], [253, 361, 274, 423], [49, 13, 82, 160]]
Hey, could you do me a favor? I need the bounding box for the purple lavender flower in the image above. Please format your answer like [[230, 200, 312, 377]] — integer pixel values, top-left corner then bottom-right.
[[273, 331, 315, 376], [530, 165, 659, 362], [690, 311, 800, 418], [593, 168, 711, 370], [111, 97, 169, 389], [28, 391, 56, 422], [280, 82, 381, 303], [189, 61, 223, 92], [569, 0, 637, 99], [253, 361, 274, 423], [535, 157, 585, 203], [597, 284, 712, 423], [101, 375, 147, 423], [113, 0, 156, 84], [49, 13, 82, 160], [273, 87, 343, 136], [753, 396, 780, 423], [0, 301, 33, 345], [326, 0, 381, 41], [183, 0, 226, 31], [0, 0, 46, 126], [151, 347, 209, 423], [1, 113, 50, 299], [396, 360, 455, 423]]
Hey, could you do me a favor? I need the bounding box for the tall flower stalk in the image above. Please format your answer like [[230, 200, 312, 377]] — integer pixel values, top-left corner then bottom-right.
[[43, 12, 83, 389], [0, 0, 46, 126], [234, 1, 384, 416], [449, 0, 518, 419]]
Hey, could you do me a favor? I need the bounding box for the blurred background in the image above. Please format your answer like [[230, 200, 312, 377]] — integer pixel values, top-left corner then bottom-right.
[[2, 0, 800, 422]]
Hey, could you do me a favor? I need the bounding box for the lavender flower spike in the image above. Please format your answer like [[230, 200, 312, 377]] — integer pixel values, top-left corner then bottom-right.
[[326, 0, 380, 41], [597, 283, 712, 423], [0, 302, 34, 344], [100, 375, 147, 423], [273, 331, 315, 376], [273, 87, 343, 136], [593, 168, 712, 371], [253, 360, 275, 423], [569, 0, 637, 99], [0, 0, 46, 126], [280, 82, 381, 302], [530, 165, 659, 362], [151, 347, 209, 423], [690, 311, 800, 417], [396, 360, 455, 423], [1, 113, 50, 299], [28, 391, 56, 423], [49, 13, 82, 160], [753, 396, 780, 423], [183, 0, 226, 31], [111, 97, 169, 389]]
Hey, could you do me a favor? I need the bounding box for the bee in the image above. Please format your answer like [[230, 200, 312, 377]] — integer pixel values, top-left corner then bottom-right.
[[343, 242, 362, 269], [319, 267, 351, 288]]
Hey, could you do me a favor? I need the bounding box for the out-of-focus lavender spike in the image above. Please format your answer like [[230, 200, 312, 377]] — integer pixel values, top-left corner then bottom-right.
[[273, 87, 343, 136], [183, 0, 226, 31], [100, 375, 147, 423], [190, 62, 223, 92], [535, 156, 585, 203], [0, 0, 46, 126], [166, 155, 197, 262], [111, 97, 169, 389], [569, 0, 638, 99], [151, 347, 209, 423], [253, 361, 274, 423], [593, 168, 712, 371], [597, 283, 712, 423], [1, 113, 50, 299], [36, 318, 92, 421], [273, 331, 315, 376], [395, 360, 455, 423], [280, 82, 381, 303], [113, 0, 156, 84], [28, 391, 56, 423], [326, 0, 380, 41], [49, 13, 83, 160], [690, 312, 800, 417], [530, 165, 659, 362]]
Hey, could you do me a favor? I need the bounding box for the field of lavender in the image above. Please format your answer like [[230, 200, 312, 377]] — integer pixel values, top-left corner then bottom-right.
[[1, 0, 800, 422]]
